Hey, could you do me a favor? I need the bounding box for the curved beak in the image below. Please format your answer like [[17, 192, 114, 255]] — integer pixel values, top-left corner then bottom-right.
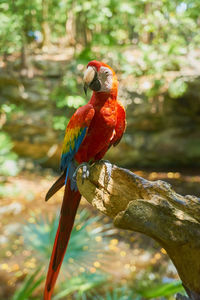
[[83, 66, 96, 96], [84, 83, 88, 95]]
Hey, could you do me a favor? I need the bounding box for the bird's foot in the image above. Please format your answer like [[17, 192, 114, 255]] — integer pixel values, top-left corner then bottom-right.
[[98, 160, 113, 182], [73, 162, 91, 184], [73, 160, 112, 185]]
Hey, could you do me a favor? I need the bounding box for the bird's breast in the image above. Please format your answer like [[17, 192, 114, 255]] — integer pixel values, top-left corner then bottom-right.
[[98, 103, 117, 127], [75, 98, 118, 163]]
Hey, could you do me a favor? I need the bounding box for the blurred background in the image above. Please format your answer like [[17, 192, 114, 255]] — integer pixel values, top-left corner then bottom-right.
[[0, 0, 200, 299]]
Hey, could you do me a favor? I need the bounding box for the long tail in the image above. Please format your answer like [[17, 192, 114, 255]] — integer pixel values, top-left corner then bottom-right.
[[45, 172, 66, 202], [44, 178, 81, 300]]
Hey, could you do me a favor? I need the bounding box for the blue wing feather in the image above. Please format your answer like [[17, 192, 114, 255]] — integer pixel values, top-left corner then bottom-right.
[[59, 104, 95, 190], [60, 127, 87, 172]]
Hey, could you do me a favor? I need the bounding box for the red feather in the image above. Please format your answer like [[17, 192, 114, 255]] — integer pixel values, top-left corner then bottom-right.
[[44, 179, 81, 300]]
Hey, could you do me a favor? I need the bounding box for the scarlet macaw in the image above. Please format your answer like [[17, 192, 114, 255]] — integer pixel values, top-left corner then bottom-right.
[[44, 60, 126, 299]]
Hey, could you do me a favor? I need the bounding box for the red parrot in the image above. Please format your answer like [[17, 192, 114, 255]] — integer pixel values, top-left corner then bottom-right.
[[43, 60, 126, 299]]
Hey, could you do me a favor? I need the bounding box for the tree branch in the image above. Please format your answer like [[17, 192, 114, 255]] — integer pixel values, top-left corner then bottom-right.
[[76, 162, 200, 300]]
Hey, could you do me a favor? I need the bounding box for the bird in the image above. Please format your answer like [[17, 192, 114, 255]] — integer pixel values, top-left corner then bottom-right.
[[43, 60, 126, 299]]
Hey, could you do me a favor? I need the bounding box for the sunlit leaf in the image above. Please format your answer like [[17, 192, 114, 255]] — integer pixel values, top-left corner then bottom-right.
[[138, 281, 184, 298], [12, 267, 45, 300]]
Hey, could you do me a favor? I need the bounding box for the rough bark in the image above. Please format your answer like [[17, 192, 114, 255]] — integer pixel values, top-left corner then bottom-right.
[[76, 162, 200, 300]]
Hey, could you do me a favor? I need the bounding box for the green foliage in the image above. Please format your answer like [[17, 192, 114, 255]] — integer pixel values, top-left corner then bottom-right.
[[53, 116, 69, 131], [168, 78, 188, 98], [12, 267, 107, 300], [146, 78, 165, 98], [0, 2, 196, 298], [0, 0, 42, 54], [56, 95, 86, 109], [0, 183, 19, 197], [23, 209, 114, 269], [54, 272, 108, 300], [0, 8, 22, 54], [51, 63, 87, 130], [93, 281, 184, 300], [1, 0, 199, 111], [1, 0, 200, 66], [0, 132, 19, 176], [21, 209, 184, 299], [0, 132, 14, 157], [94, 286, 134, 300], [12, 267, 45, 300], [138, 280, 185, 299], [21, 209, 114, 298], [1, 103, 20, 117], [0, 86, 20, 178]]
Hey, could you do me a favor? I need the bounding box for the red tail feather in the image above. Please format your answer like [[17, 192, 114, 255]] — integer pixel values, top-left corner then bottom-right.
[[44, 180, 81, 300], [45, 172, 66, 202]]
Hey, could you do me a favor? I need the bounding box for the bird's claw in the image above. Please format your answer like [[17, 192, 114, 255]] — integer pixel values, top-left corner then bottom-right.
[[73, 162, 90, 184], [73, 160, 112, 185], [81, 163, 90, 183]]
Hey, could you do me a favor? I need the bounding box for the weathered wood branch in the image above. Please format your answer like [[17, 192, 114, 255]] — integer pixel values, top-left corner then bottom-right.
[[76, 162, 200, 300]]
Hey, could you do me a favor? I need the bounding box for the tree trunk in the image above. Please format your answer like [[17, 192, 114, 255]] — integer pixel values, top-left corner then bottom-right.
[[66, 0, 76, 46], [20, 44, 27, 69], [141, 2, 153, 44], [41, 0, 51, 47], [76, 162, 200, 300]]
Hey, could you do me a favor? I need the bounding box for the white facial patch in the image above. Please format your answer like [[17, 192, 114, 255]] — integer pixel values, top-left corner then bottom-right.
[[83, 66, 96, 84], [99, 66, 113, 92]]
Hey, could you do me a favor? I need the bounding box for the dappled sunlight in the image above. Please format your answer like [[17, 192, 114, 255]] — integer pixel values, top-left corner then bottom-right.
[[1, 0, 200, 298], [0, 168, 193, 298]]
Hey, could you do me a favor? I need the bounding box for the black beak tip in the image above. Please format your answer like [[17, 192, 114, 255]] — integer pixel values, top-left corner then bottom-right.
[[84, 84, 88, 96]]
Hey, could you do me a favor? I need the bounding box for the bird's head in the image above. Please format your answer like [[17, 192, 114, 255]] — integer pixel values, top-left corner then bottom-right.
[[83, 60, 118, 95]]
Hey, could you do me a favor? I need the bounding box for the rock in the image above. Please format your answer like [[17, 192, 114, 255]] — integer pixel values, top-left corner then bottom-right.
[[1, 61, 200, 169], [33, 60, 63, 77]]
